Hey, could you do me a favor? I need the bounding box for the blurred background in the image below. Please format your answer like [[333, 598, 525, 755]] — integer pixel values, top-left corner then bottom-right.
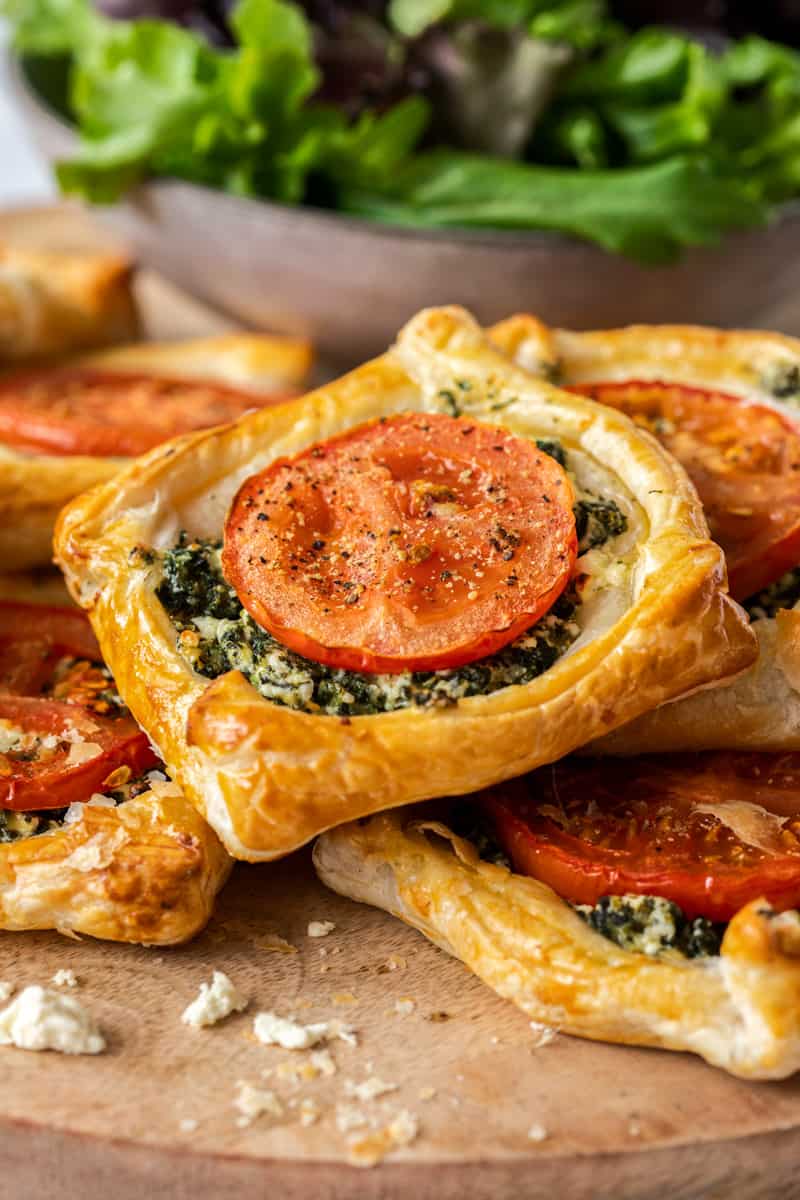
[[4, 1, 800, 357]]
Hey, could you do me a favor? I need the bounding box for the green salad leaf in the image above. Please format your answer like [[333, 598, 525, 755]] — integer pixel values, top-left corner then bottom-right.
[[5, 0, 799, 261], [342, 151, 765, 263]]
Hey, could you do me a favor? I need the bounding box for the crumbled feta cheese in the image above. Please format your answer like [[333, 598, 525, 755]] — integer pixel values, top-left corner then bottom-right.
[[182, 972, 248, 1028], [0, 982, 12, 1004], [345, 1077, 398, 1103], [394, 998, 416, 1016], [0, 986, 105, 1054], [51, 970, 78, 988], [179, 1118, 198, 1134], [234, 1082, 283, 1126], [527, 1123, 549, 1142], [307, 921, 336, 938], [253, 1012, 355, 1050]]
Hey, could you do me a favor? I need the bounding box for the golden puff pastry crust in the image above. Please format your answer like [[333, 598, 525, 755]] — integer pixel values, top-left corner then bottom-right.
[[0, 244, 139, 362], [0, 780, 232, 945], [0, 571, 231, 944], [0, 332, 314, 571], [490, 317, 800, 754], [55, 306, 755, 862], [314, 810, 800, 1080]]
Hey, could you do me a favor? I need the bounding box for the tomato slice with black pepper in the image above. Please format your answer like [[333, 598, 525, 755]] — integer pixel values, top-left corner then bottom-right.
[[0, 601, 102, 695], [223, 412, 577, 674], [483, 753, 800, 922], [569, 380, 800, 601], [0, 697, 157, 810], [0, 603, 158, 810], [0, 367, 294, 458]]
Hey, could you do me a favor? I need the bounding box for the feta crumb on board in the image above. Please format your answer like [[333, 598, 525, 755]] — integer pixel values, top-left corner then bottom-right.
[[182, 972, 248, 1029], [0, 986, 105, 1055], [253, 1012, 357, 1050], [299, 1098, 320, 1127], [179, 1118, 199, 1134], [0, 982, 12, 1004], [527, 1123, 549, 1142], [307, 920, 336, 938], [234, 1082, 283, 1127], [51, 969, 78, 988], [394, 998, 416, 1016]]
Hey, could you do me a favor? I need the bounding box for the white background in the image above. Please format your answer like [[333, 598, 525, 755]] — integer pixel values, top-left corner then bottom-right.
[[0, 20, 57, 205]]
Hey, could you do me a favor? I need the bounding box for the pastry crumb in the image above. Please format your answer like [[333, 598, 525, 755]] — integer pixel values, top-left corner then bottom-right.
[[418, 1087, 436, 1101], [344, 1076, 398, 1102], [529, 1020, 557, 1048], [299, 1098, 320, 1127], [234, 1082, 283, 1126], [347, 1109, 419, 1168], [308, 921, 336, 938]]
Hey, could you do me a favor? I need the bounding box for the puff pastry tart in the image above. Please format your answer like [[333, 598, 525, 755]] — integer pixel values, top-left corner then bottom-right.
[[314, 750, 800, 1080], [0, 590, 230, 944], [0, 244, 138, 362], [0, 331, 313, 570], [491, 318, 800, 753], [55, 306, 755, 861]]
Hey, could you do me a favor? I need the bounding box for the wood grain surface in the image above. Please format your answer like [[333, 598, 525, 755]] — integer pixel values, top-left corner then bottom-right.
[[2, 203, 800, 1200]]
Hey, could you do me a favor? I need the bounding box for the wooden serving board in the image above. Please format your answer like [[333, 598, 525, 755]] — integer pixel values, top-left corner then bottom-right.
[[2, 203, 800, 1200]]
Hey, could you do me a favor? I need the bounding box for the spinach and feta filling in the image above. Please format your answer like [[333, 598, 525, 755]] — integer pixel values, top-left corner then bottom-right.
[[763, 362, 800, 404], [574, 894, 723, 960], [0, 769, 167, 844], [153, 440, 628, 717], [159, 539, 582, 716], [744, 566, 800, 621]]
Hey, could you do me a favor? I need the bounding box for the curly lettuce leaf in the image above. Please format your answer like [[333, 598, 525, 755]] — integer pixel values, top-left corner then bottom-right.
[[388, 0, 618, 48], [341, 151, 766, 262]]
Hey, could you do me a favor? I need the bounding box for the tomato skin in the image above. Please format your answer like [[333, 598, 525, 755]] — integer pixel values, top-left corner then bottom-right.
[[0, 602, 101, 695], [483, 754, 800, 923], [0, 368, 293, 458], [0, 604, 158, 811], [569, 380, 800, 601], [223, 412, 577, 674], [0, 697, 157, 811]]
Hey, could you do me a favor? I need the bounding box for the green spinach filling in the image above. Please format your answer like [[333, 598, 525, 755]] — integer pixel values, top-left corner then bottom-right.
[[153, 440, 627, 717], [744, 566, 800, 621], [574, 894, 723, 960], [763, 362, 800, 403], [451, 802, 723, 959]]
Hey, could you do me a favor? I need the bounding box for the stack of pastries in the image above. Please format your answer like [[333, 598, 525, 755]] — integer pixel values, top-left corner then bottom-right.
[[5, 240, 800, 1080]]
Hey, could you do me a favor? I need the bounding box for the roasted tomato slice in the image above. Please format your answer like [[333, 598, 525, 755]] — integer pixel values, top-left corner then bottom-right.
[[223, 412, 577, 674], [569, 380, 800, 601], [0, 367, 294, 458], [0, 696, 157, 810], [484, 753, 800, 922], [0, 603, 158, 810], [0, 601, 102, 695]]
